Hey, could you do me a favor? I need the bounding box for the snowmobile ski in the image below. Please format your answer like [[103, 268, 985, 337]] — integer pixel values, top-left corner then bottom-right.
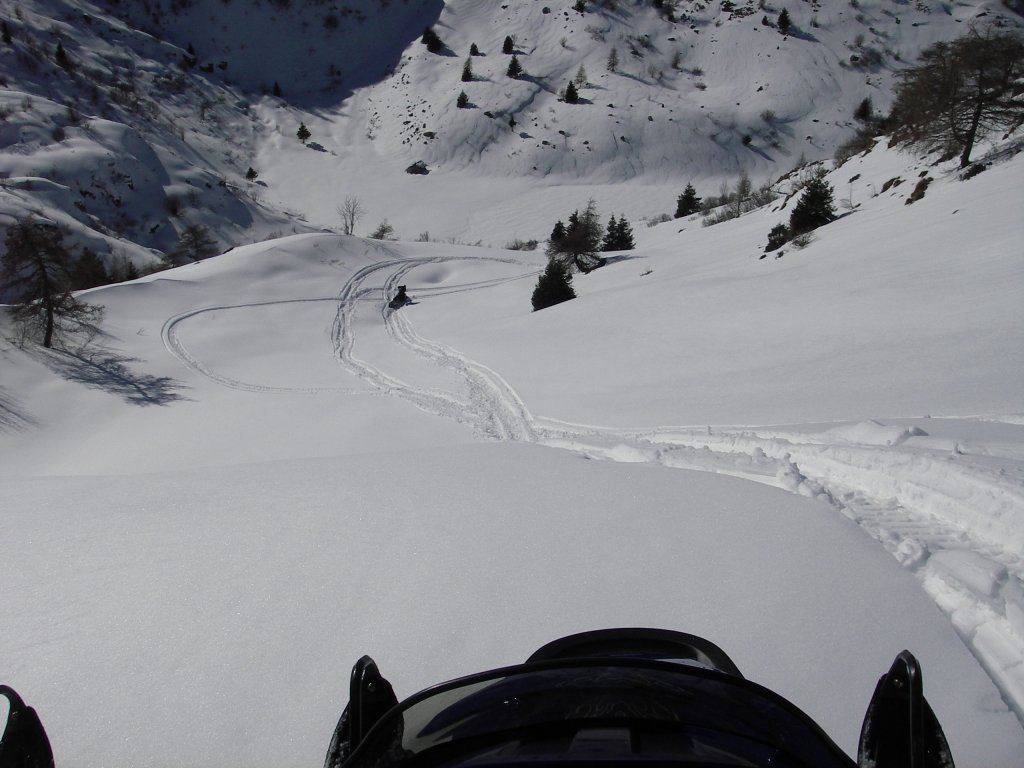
[[857, 649, 955, 768], [0, 685, 54, 768]]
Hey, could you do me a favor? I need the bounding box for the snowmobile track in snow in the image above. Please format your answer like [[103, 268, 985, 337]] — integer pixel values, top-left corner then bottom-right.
[[162, 253, 1024, 727]]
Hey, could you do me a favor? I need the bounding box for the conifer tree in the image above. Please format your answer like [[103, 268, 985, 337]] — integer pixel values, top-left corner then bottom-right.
[[421, 27, 444, 54], [1, 217, 104, 348], [297, 122, 311, 143], [602, 215, 619, 251], [778, 9, 791, 35], [168, 224, 218, 265], [550, 220, 566, 245], [564, 81, 579, 103], [854, 97, 874, 123], [531, 260, 576, 311], [470, 43, 481, 56], [547, 200, 605, 273], [675, 184, 702, 218], [602, 216, 635, 251], [507, 55, 523, 79], [615, 215, 635, 250], [788, 170, 836, 235], [503, 35, 515, 55], [607, 47, 619, 73], [73, 248, 110, 290], [55, 42, 72, 71], [2, 21, 12, 45], [457, 90, 469, 108], [462, 58, 473, 82]]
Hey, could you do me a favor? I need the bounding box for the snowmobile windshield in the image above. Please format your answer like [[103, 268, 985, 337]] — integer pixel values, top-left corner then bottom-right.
[[344, 659, 854, 767]]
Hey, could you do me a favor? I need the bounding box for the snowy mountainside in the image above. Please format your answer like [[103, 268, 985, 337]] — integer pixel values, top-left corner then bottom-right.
[[2, 0, 1021, 270], [254, 0, 1024, 241], [0, 0, 311, 282]]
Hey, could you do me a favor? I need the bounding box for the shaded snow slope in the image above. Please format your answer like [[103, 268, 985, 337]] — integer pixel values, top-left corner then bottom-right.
[[0, 0, 313, 280]]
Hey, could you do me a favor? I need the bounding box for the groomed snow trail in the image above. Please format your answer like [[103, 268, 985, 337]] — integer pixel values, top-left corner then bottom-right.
[[164, 254, 1024, 727]]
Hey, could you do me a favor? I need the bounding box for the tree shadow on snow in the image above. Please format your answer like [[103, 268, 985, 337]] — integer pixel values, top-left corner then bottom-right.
[[784, 28, 820, 44], [0, 387, 37, 433], [38, 346, 190, 407], [601, 254, 644, 267]]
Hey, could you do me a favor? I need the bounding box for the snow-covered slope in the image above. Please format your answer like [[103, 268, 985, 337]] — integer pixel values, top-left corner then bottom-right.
[[2, 119, 1023, 765], [2, 1, 1023, 765]]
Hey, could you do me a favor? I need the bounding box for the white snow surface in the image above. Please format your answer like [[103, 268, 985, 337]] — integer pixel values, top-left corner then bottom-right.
[[1, 1, 1024, 767], [2, 132, 1024, 766]]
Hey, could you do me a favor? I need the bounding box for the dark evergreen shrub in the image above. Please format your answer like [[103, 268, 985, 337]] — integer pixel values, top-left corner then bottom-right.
[[532, 260, 576, 311], [789, 170, 836, 235], [675, 184, 702, 217], [778, 9, 791, 35], [765, 223, 790, 253], [422, 27, 444, 54]]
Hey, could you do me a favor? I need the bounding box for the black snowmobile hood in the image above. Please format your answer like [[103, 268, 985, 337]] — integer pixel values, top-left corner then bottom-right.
[[341, 657, 854, 767]]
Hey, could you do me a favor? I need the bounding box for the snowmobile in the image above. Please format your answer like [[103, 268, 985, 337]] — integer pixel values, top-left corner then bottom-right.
[[321, 628, 955, 767], [1, 628, 955, 768], [388, 285, 411, 310]]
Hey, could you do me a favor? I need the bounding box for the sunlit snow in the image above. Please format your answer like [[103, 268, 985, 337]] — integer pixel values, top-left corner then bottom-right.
[[2, 1, 1023, 767]]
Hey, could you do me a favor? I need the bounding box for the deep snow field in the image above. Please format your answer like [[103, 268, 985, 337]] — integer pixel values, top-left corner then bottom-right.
[[2, 1, 1024, 767], [3, 135, 1024, 766]]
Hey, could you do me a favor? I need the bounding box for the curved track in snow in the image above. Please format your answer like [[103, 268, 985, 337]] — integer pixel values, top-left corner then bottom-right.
[[164, 253, 1024, 726], [162, 297, 365, 394]]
